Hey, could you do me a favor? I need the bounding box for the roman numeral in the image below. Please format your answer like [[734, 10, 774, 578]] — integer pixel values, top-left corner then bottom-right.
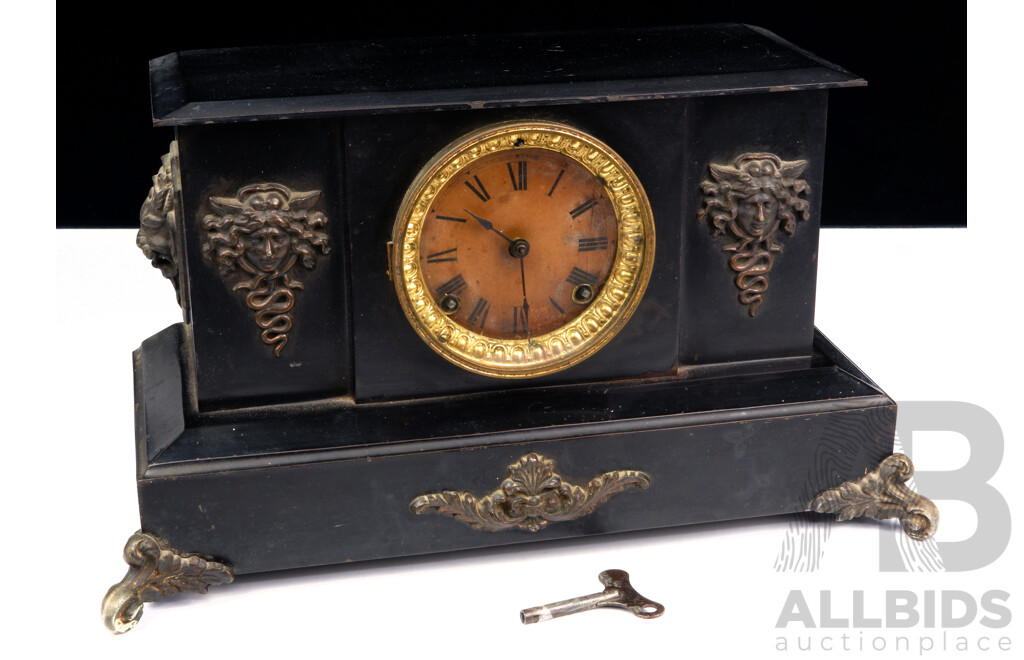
[[436, 214, 467, 223], [569, 199, 599, 218], [465, 175, 491, 203], [426, 247, 458, 263], [436, 274, 467, 296], [549, 296, 565, 314], [507, 161, 528, 191], [547, 169, 564, 197], [512, 305, 529, 333], [467, 298, 491, 327], [578, 237, 609, 252], [566, 267, 598, 287]]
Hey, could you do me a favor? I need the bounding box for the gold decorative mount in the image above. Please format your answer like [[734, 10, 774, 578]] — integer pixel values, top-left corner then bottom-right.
[[410, 453, 651, 532], [102, 531, 234, 634], [810, 454, 939, 541], [200, 183, 330, 357], [698, 152, 810, 317], [137, 141, 183, 304]]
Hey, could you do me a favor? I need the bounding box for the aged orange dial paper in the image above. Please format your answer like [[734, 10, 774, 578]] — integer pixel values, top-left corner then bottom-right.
[[418, 148, 618, 340]]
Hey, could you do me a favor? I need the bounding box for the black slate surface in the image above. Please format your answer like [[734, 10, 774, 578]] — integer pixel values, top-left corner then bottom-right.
[[150, 24, 864, 124]]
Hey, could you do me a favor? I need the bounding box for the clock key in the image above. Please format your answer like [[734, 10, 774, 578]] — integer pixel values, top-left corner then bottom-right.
[[519, 569, 664, 624]]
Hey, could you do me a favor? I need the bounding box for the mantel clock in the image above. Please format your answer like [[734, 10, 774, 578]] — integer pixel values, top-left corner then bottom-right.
[[103, 24, 938, 633]]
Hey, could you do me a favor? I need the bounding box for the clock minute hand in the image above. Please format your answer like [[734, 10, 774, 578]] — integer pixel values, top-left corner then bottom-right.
[[464, 208, 514, 244], [519, 254, 531, 340]]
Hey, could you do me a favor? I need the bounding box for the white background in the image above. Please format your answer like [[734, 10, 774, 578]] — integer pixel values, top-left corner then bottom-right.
[[9, 3, 1022, 658]]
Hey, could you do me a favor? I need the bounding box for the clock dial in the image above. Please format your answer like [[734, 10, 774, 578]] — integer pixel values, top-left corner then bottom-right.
[[392, 121, 654, 378], [418, 148, 619, 340]]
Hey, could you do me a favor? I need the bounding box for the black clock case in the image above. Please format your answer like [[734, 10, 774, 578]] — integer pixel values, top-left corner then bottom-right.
[[135, 25, 892, 574]]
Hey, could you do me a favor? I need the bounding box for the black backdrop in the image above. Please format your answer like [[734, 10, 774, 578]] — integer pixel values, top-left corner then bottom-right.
[[57, 1, 964, 229]]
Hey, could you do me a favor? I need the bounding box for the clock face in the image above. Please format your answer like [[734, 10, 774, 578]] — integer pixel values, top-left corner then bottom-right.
[[392, 121, 654, 378]]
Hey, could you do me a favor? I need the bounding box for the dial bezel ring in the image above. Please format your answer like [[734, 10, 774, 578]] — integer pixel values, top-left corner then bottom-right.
[[391, 120, 655, 378]]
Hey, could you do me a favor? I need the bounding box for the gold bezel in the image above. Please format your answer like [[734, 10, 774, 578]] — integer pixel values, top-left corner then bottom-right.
[[391, 121, 655, 378]]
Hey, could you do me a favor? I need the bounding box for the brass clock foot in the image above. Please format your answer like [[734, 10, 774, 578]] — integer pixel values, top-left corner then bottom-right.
[[102, 531, 234, 634], [809, 454, 939, 541]]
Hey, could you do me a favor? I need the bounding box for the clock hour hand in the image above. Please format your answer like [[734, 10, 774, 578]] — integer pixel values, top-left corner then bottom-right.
[[464, 208, 514, 244], [463, 207, 531, 336]]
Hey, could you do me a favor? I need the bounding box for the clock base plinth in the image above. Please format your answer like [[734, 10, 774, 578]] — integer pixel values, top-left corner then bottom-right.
[[130, 323, 898, 578]]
